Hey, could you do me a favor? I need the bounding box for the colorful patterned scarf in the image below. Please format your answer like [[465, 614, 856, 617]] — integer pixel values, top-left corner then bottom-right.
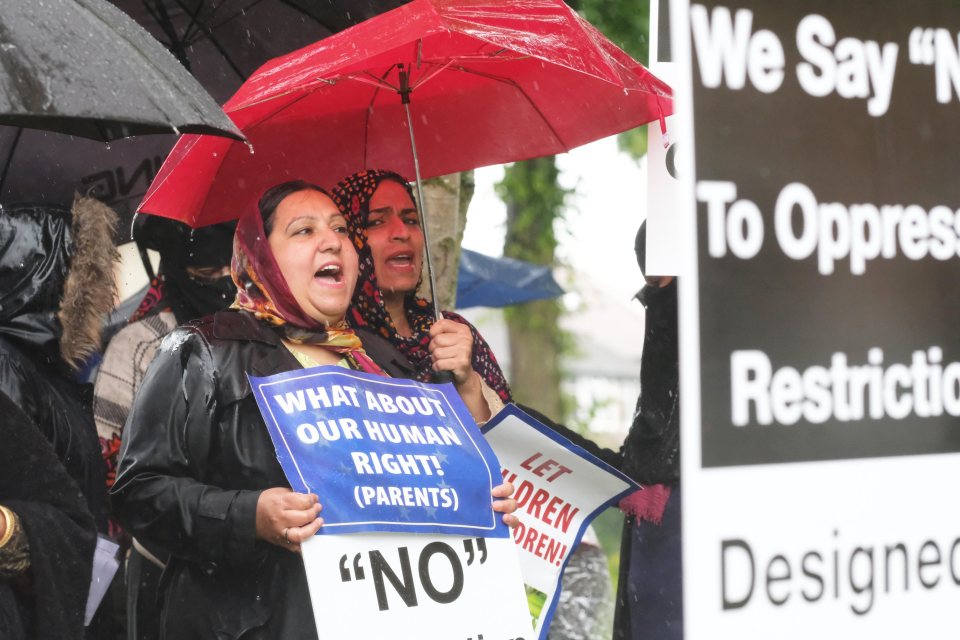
[[332, 169, 511, 400], [230, 203, 384, 375]]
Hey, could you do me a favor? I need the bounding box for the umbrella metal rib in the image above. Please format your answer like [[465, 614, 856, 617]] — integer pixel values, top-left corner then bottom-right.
[[397, 65, 443, 324], [325, 54, 578, 323], [300, 63, 450, 322]]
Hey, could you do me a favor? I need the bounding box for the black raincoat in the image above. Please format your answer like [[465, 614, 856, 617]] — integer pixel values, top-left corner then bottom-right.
[[0, 206, 108, 525], [520, 279, 681, 640], [111, 309, 413, 640], [0, 206, 106, 638], [0, 392, 97, 640]]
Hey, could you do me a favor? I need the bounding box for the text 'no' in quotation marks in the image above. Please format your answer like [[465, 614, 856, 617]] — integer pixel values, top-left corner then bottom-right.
[[339, 539, 489, 611]]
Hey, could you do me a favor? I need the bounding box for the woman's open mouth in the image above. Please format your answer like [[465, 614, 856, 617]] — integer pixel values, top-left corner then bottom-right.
[[314, 263, 344, 285], [385, 252, 415, 270]]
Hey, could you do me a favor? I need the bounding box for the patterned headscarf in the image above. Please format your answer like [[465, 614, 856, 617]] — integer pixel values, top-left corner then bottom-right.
[[332, 169, 511, 401], [230, 195, 384, 375]]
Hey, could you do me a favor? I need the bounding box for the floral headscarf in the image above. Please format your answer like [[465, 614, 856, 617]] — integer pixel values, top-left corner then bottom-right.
[[332, 169, 511, 401], [230, 196, 384, 375]]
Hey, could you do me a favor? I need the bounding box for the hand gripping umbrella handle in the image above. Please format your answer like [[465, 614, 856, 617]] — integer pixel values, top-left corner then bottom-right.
[[432, 370, 456, 385]]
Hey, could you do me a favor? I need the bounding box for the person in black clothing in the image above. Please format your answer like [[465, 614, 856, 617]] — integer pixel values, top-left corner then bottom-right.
[[0, 199, 120, 638], [0, 392, 98, 640], [95, 216, 238, 640], [112, 182, 517, 639], [524, 221, 681, 640]]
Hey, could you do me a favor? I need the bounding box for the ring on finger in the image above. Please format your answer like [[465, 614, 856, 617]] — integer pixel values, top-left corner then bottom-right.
[[282, 527, 291, 544]]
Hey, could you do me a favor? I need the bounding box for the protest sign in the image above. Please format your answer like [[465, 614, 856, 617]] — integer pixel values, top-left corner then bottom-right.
[[482, 405, 640, 639], [647, 0, 687, 277], [670, 0, 960, 637], [302, 532, 533, 640], [249, 365, 507, 537]]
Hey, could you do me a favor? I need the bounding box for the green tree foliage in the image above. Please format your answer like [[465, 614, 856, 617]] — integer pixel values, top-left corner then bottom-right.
[[498, 159, 565, 265], [573, 0, 650, 63], [496, 158, 570, 419], [571, 0, 651, 159]]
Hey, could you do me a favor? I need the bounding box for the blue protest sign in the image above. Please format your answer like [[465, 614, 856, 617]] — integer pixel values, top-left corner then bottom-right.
[[249, 365, 508, 538]]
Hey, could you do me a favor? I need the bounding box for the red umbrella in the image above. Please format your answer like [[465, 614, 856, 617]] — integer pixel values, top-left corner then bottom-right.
[[138, 0, 672, 228], [138, 0, 671, 320]]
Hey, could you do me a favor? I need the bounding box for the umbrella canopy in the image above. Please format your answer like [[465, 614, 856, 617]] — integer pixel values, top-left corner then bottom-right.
[[0, 0, 406, 234], [455, 249, 564, 309], [0, 0, 242, 142], [138, 0, 673, 227]]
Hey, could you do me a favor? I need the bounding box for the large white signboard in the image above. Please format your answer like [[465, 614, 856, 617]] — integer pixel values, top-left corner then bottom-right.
[[304, 533, 532, 640], [672, 1, 960, 637]]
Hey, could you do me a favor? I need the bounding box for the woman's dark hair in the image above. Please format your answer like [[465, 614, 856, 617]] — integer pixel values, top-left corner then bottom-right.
[[258, 180, 329, 235], [369, 172, 417, 220]]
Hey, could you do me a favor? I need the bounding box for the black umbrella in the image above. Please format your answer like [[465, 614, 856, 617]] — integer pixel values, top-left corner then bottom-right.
[[0, 0, 242, 141], [0, 0, 405, 235], [115, 0, 409, 101]]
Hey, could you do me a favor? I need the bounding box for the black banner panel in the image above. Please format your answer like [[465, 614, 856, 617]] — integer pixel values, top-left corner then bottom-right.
[[689, 1, 960, 467]]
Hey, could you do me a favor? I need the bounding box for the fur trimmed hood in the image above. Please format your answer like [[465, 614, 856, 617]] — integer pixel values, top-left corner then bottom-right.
[[0, 197, 118, 369], [58, 196, 119, 369]]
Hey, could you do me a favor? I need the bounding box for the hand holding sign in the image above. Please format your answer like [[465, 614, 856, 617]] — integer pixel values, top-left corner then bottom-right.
[[492, 481, 519, 528], [255, 488, 323, 552]]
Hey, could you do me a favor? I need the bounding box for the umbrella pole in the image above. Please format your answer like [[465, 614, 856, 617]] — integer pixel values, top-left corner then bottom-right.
[[400, 70, 444, 324]]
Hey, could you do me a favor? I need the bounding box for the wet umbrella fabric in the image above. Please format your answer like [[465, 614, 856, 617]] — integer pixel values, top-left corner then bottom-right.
[[0, 0, 242, 142], [455, 249, 564, 309], [0, 0, 404, 232], [137, 0, 673, 227]]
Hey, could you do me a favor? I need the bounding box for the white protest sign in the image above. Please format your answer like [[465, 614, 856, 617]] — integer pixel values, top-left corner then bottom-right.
[[671, 0, 960, 637], [646, 0, 686, 277], [303, 532, 532, 640], [482, 406, 639, 639]]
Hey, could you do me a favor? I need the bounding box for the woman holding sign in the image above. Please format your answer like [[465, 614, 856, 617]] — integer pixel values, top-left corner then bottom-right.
[[112, 182, 516, 640], [332, 170, 512, 414]]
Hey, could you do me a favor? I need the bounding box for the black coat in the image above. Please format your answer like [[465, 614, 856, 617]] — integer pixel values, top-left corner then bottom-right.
[[0, 206, 106, 638], [111, 310, 414, 640], [0, 392, 97, 640], [0, 336, 107, 528], [0, 206, 108, 526]]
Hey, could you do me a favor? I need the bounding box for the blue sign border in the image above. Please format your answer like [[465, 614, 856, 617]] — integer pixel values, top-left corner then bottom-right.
[[250, 365, 508, 537]]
